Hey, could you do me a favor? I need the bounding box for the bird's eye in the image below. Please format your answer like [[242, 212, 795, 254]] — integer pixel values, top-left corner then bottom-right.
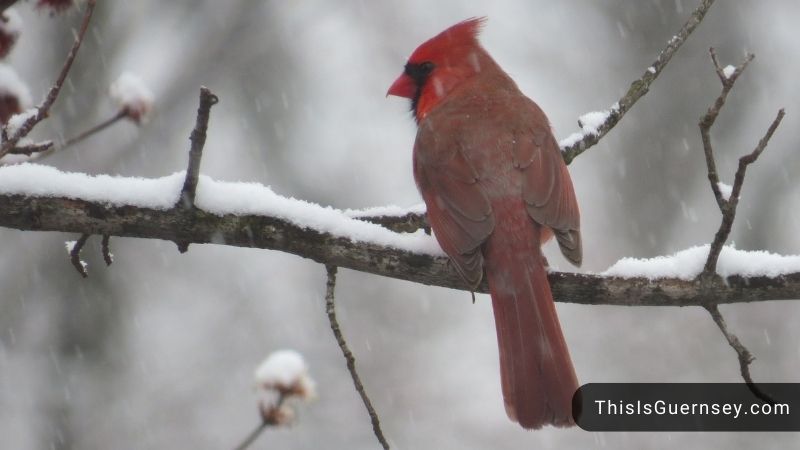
[[404, 61, 435, 85]]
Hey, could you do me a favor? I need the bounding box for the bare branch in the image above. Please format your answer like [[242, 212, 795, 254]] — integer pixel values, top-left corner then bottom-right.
[[561, 0, 716, 164], [325, 265, 390, 449], [699, 49, 785, 277], [179, 87, 218, 210], [695, 48, 787, 401], [699, 49, 755, 210], [101, 234, 113, 266], [704, 304, 775, 404], [6, 141, 54, 156], [1, 110, 128, 165], [0, 0, 97, 159], [69, 233, 90, 278]]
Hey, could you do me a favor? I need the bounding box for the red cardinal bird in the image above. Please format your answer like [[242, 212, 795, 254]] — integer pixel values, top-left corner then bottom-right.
[[387, 18, 581, 429]]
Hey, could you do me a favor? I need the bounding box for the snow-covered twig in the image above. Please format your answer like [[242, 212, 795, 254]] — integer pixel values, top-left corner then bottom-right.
[[324, 265, 390, 450], [0, 0, 96, 159], [561, 0, 716, 164], [697, 48, 785, 403]]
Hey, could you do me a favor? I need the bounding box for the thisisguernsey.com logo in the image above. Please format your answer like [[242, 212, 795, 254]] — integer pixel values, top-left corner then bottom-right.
[[573, 383, 800, 431]]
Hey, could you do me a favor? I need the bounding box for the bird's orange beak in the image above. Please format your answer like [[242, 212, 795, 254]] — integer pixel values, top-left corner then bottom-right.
[[387, 73, 415, 99]]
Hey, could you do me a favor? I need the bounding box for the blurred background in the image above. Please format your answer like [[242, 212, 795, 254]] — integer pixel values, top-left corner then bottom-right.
[[1, 1, 798, 448]]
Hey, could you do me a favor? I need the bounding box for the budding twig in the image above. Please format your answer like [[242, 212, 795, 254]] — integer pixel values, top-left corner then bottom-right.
[[232, 393, 287, 450]]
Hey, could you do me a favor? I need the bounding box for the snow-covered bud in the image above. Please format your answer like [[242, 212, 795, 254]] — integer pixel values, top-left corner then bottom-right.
[[109, 72, 154, 125], [254, 350, 316, 400], [0, 64, 31, 124], [0, 9, 22, 59]]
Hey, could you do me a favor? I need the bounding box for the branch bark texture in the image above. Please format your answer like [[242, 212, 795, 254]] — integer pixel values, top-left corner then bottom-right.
[[1, 193, 798, 307]]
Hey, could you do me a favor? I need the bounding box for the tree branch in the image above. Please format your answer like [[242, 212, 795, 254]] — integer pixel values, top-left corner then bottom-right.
[[1, 192, 799, 307], [180, 87, 218, 210], [561, 0, 716, 164], [696, 48, 786, 402], [0, 0, 96, 159]]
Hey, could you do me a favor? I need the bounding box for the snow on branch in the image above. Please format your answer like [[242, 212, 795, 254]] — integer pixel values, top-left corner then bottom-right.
[[0, 163, 799, 307], [560, 0, 716, 164]]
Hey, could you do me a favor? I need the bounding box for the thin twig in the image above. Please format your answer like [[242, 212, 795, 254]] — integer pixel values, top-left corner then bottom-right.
[[561, 0, 716, 164], [232, 422, 268, 450], [704, 304, 775, 404], [699, 49, 755, 211], [179, 86, 218, 210], [0, 0, 96, 159], [1, 110, 127, 164], [699, 49, 784, 276], [61, 110, 127, 149], [69, 233, 90, 278], [695, 49, 786, 403], [324, 265, 390, 450], [101, 234, 113, 266], [232, 392, 287, 450], [7, 141, 54, 156]]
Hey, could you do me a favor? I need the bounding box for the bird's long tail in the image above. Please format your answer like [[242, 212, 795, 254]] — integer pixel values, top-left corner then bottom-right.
[[484, 225, 578, 429]]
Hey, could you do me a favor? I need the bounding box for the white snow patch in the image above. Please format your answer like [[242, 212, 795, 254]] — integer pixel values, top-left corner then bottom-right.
[[558, 131, 585, 149], [578, 110, 610, 134], [559, 107, 615, 149], [0, 164, 441, 255], [722, 65, 736, 79], [110, 72, 154, 123], [0, 163, 183, 208], [717, 182, 733, 201], [0, 63, 31, 108], [255, 349, 315, 398], [7, 107, 36, 135], [602, 245, 800, 280], [647, 66, 656, 74], [344, 203, 426, 218]]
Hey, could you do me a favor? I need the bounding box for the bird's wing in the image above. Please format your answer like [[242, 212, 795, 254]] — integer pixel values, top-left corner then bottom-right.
[[413, 126, 495, 288], [513, 118, 582, 266]]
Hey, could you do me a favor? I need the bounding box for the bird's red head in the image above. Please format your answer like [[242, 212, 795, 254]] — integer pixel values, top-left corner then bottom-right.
[[387, 17, 488, 122]]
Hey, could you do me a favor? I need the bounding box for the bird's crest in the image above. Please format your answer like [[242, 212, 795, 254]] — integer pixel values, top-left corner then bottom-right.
[[408, 17, 486, 64]]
